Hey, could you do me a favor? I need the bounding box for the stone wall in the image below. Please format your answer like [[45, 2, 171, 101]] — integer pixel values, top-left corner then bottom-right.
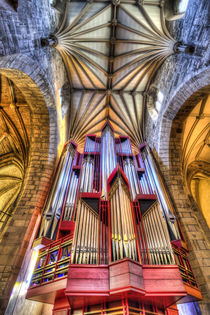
[[0, 55, 58, 314], [0, 1, 70, 313]]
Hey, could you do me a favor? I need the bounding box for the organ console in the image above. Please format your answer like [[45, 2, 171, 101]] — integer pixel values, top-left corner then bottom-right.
[[27, 122, 202, 315]]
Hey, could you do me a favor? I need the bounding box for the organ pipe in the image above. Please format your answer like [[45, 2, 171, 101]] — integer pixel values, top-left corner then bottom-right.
[[71, 200, 99, 264], [120, 138, 132, 154], [39, 143, 75, 239], [141, 146, 181, 241], [123, 158, 139, 200], [109, 176, 138, 262], [80, 156, 94, 192], [85, 136, 96, 153], [142, 202, 175, 265], [63, 171, 79, 221], [101, 125, 117, 198]]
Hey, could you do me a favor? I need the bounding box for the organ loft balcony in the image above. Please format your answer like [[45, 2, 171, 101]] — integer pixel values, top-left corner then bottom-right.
[[26, 129, 202, 313]]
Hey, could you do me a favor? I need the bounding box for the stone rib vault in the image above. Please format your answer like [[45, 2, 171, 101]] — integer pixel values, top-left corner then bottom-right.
[[53, 0, 176, 152]]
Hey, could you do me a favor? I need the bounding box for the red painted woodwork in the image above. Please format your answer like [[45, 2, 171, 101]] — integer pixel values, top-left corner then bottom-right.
[[136, 193, 157, 214], [26, 278, 67, 304], [59, 221, 75, 233], [64, 139, 77, 150], [138, 142, 147, 151], [66, 265, 109, 296], [53, 295, 70, 313], [27, 262, 198, 309], [32, 236, 53, 251], [178, 284, 202, 303], [165, 304, 179, 315], [80, 192, 101, 199], [109, 258, 144, 295], [116, 152, 133, 157], [101, 120, 114, 132], [143, 265, 186, 295], [136, 193, 157, 201], [72, 165, 81, 171], [107, 165, 130, 194], [136, 167, 145, 178], [171, 239, 188, 251]]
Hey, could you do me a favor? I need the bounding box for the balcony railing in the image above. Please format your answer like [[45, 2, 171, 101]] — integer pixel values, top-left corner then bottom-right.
[[172, 243, 198, 288], [30, 235, 72, 287], [30, 215, 198, 292], [84, 304, 164, 315]]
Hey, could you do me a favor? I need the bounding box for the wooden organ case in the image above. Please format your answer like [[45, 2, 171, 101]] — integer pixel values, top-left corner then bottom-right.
[[27, 123, 202, 315]]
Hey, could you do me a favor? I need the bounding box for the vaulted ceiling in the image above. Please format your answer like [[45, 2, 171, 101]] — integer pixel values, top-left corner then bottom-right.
[[0, 74, 30, 232], [54, 0, 175, 152], [182, 91, 210, 227], [183, 94, 210, 176]]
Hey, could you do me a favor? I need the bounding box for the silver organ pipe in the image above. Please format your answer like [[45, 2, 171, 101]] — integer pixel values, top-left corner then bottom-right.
[[101, 125, 117, 198], [99, 201, 108, 265], [142, 202, 175, 265], [120, 138, 132, 154], [133, 201, 149, 264], [123, 158, 139, 200], [63, 171, 79, 221], [71, 200, 99, 264], [141, 147, 181, 240], [115, 141, 121, 154], [95, 138, 100, 153], [109, 177, 138, 262], [85, 137, 95, 153], [80, 156, 94, 192], [39, 143, 75, 239]]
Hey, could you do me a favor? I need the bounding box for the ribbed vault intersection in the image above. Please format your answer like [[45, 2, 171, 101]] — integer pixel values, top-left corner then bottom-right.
[[53, 0, 176, 152]]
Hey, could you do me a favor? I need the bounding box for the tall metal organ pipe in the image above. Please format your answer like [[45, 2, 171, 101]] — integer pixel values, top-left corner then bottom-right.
[[39, 143, 75, 239], [101, 125, 117, 198], [123, 158, 140, 200], [109, 176, 138, 262], [141, 146, 181, 240], [71, 200, 99, 264], [142, 202, 175, 265], [63, 171, 79, 221], [85, 137, 95, 152], [80, 156, 94, 193], [121, 138, 132, 154]]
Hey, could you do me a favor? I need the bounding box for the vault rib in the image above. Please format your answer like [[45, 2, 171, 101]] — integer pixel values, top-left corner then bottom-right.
[[53, 0, 178, 150]]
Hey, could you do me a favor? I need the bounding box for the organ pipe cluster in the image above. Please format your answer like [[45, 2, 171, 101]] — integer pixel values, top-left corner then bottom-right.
[[39, 142, 76, 239], [63, 171, 79, 221], [39, 124, 183, 266], [142, 202, 175, 265], [140, 146, 181, 241], [123, 158, 139, 200], [109, 177, 138, 262], [71, 200, 99, 264], [80, 156, 94, 193]]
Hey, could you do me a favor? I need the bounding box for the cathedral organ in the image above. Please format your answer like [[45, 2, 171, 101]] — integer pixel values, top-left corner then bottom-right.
[[27, 123, 202, 314]]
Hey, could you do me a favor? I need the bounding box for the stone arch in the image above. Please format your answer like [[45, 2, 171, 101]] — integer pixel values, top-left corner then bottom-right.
[[157, 68, 210, 156], [154, 68, 210, 313], [0, 54, 58, 313]]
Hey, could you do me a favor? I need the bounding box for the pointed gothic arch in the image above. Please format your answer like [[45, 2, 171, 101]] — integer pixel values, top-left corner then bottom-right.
[[0, 54, 58, 312]]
